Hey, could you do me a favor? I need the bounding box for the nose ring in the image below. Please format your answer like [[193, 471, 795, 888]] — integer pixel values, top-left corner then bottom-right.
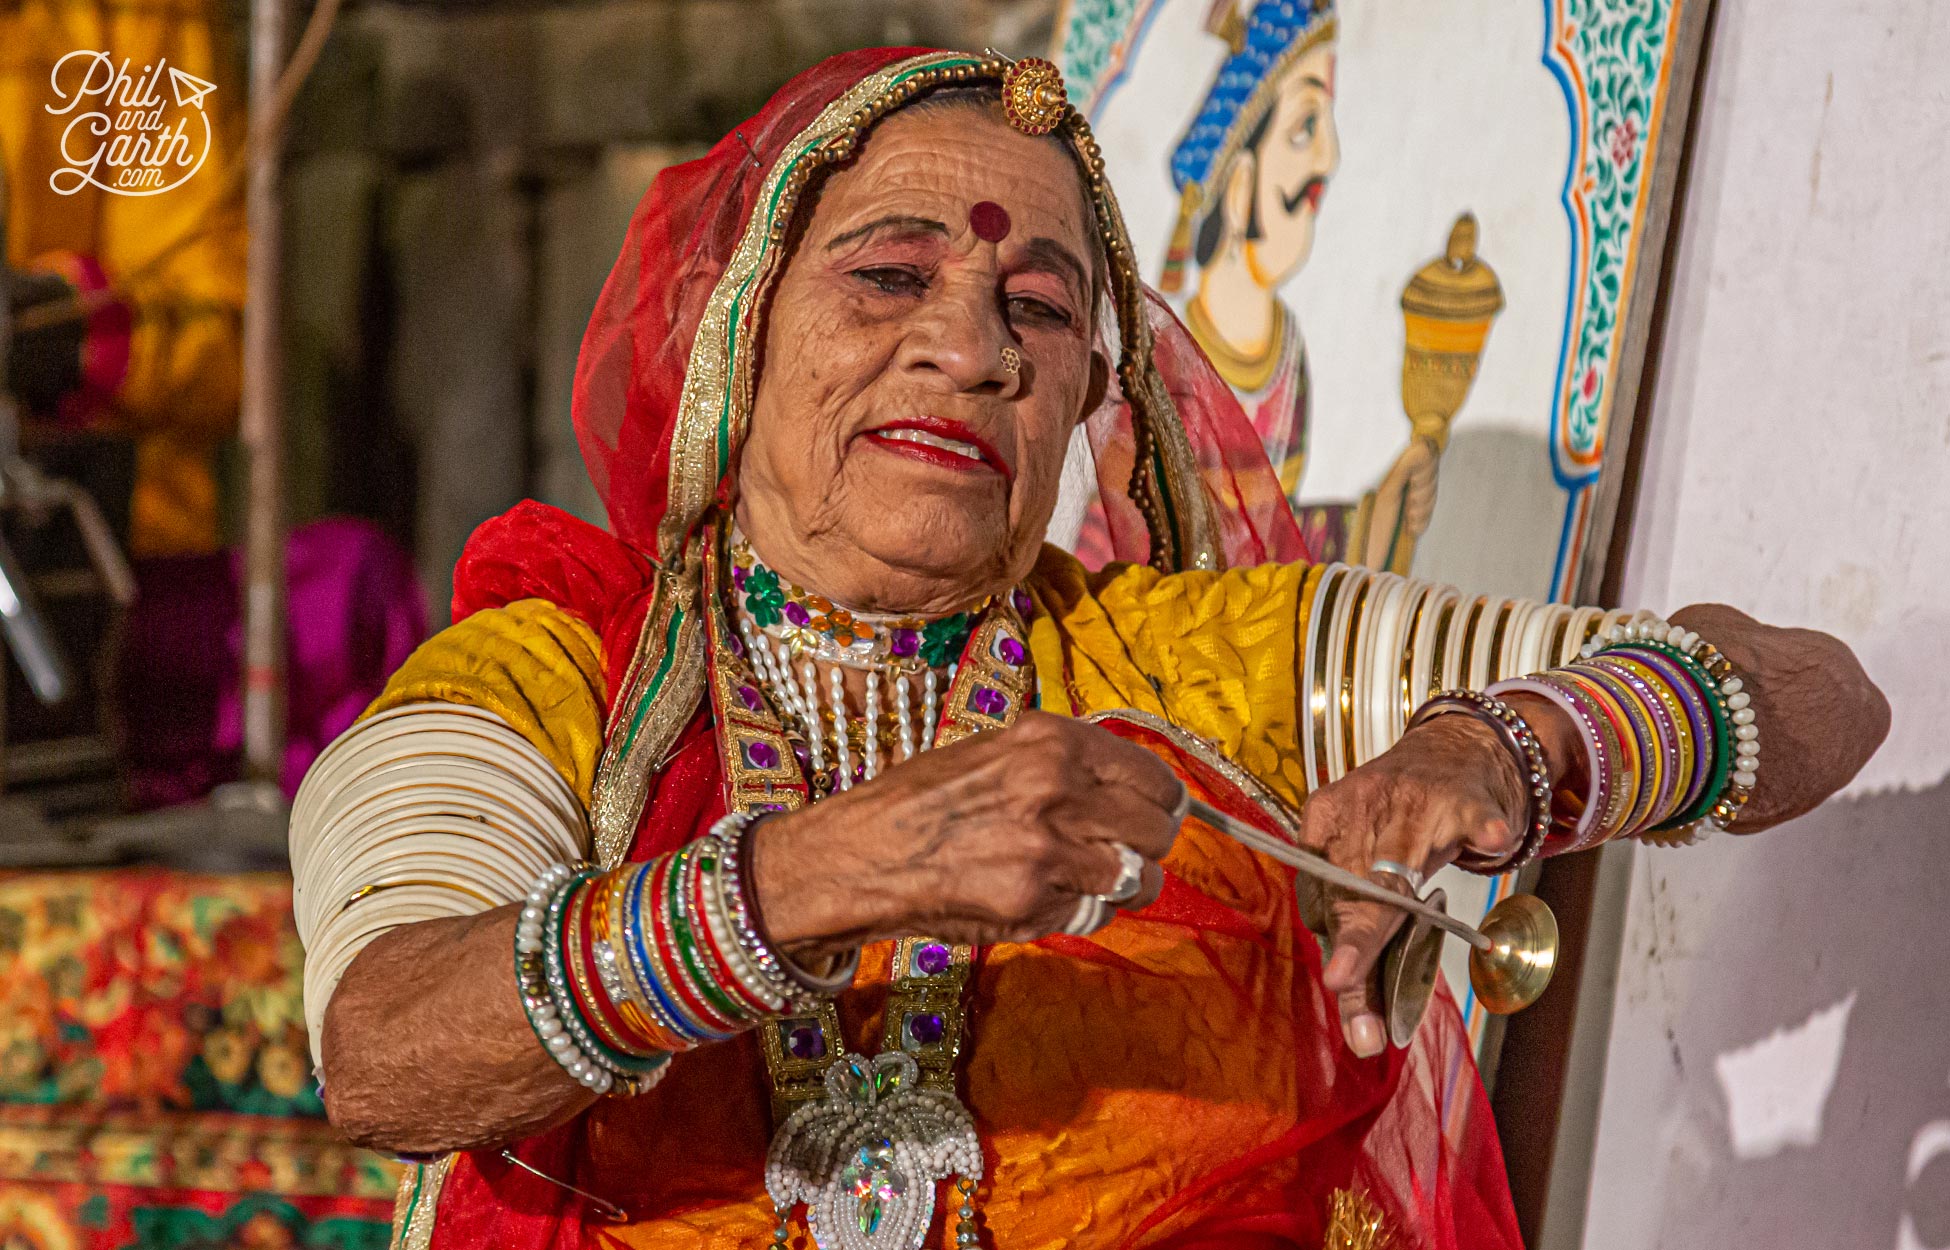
[[1000, 346, 1022, 375]]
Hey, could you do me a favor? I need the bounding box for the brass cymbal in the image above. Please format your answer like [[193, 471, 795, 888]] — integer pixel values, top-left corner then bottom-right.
[[1468, 893, 1559, 1015], [1382, 887, 1449, 1048]]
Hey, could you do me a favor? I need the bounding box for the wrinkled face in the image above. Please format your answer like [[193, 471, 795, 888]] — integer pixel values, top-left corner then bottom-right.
[[1246, 43, 1339, 284], [735, 101, 1108, 617]]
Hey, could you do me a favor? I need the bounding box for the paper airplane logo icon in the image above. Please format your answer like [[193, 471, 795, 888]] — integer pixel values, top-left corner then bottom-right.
[[168, 66, 217, 109]]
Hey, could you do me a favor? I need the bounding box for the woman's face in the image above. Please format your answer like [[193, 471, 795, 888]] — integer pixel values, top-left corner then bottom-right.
[[736, 102, 1108, 617]]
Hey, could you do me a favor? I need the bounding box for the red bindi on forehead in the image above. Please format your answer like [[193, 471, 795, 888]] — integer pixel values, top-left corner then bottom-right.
[[969, 201, 1011, 243]]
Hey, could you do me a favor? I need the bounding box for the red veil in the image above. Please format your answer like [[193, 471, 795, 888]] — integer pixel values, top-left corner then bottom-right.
[[435, 47, 1516, 1250], [565, 47, 1305, 573]]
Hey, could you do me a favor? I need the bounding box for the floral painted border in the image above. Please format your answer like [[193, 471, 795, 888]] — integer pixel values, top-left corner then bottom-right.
[[0, 1182, 392, 1250], [1055, 0, 1156, 118], [1546, 0, 1679, 473], [1542, 0, 1686, 592]]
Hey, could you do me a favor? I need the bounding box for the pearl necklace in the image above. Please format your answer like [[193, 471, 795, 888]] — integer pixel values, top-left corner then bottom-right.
[[735, 608, 957, 792], [729, 540, 972, 793]]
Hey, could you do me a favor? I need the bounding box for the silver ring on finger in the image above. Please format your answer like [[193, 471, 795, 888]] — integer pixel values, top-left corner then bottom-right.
[[1097, 843, 1145, 906], [1369, 859, 1426, 895], [1064, 895, 1112, 936]]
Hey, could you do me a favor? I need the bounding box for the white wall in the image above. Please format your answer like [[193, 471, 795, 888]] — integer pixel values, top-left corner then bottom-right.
[[1549, 2, 1950, 1247]]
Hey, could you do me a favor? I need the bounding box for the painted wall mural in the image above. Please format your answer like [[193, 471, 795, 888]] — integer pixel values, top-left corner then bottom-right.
[[1054, 0, 1709, 1049]]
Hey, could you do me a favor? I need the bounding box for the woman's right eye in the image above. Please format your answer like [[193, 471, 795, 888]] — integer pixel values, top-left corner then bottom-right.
[[854, 266, 928, 296]]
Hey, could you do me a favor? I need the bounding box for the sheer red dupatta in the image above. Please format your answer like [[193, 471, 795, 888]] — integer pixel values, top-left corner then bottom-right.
[[1080, 716, 1519, 1250], [1068, 290, 1310, 568]]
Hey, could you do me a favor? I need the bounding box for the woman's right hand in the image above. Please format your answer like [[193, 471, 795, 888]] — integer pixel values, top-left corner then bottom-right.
[[749, 711, 1184, 958]]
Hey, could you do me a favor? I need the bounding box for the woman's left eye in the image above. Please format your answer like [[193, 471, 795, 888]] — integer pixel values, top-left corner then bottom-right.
[[1007, 294, 1072, 327], [854, 266, 927, 295]]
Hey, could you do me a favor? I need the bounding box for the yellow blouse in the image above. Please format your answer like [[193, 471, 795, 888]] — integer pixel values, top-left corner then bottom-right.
[[367, 546, 1322, 811]]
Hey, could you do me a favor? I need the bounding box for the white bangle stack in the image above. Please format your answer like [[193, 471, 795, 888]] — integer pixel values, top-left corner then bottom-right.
[[292, 702, 591, 1066], [1299, 563, 1665, 787]]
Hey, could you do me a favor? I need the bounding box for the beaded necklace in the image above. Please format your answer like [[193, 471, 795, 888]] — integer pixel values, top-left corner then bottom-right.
[[728, 535, 990, 797], [704, 527, 1037, 1250]]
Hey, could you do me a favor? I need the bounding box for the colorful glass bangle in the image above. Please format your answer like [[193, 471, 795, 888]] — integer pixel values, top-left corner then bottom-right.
[[1613, 638, 1735, 830], [640, 850, 737, 1042], [563, 876, 639, 1057], [622, 858, 717, 1045], [1625, 637, 1735, 829], [582, 826, 847, 1054], [1485, 675, 1602, 854], [1567, 662, 1662, 838], [1544, 668, 1639, 845], [703, 819, 808, 1005], [1531, 671, 1631, 850], [540, 868, 623, 1077], [1603, 650, 1705, 824], [714, 816, 802, 1001], [1603, 653, 1697, 827], [1583, 656, 1686, 829], [575, 876, 672, 1058], [589, 868, 684, 1052], [1584, 620, 1759, 832], [687, 838, 779, 1017], [610, 854, 731, 1054], [548, 873, 665, 1079], [675, 842, 772, 1023], [714, 812, 859, 997], [645, 848, 744, 1037]]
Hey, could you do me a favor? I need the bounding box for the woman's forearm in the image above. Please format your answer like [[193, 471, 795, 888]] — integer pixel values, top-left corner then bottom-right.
[[320, 905, 596, 1155], [1669, 603, 1888, 830]]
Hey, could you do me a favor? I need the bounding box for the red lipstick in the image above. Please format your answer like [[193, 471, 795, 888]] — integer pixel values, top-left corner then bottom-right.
[[862, 416, 1013, 481]]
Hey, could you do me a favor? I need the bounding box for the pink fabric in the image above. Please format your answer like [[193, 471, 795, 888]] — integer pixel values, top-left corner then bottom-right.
[[121, 517, 427, 806]]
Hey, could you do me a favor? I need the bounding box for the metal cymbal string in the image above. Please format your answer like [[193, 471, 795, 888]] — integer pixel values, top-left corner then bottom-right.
[[1182, 797, 1493, 952]]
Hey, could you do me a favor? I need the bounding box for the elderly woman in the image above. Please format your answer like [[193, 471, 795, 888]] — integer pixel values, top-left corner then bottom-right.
[[292, 49, 1885, 1250]]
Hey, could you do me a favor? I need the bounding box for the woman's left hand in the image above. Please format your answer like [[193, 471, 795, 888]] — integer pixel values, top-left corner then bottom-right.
[[1295, 711, 1537, 1058]]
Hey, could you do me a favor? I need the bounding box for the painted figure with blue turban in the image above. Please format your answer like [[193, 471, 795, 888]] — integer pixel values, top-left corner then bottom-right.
[[1161, 0, 1376, 560]]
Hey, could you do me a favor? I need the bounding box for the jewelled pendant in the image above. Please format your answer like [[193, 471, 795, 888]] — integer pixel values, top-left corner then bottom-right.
[[765, 1052, 981, 1250]]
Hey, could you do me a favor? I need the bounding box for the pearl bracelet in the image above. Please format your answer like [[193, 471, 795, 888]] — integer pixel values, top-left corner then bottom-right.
[[516, 863, 614, 1094]]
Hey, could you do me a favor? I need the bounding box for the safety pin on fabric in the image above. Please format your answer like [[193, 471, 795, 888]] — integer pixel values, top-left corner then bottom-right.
[[499, 1149, 630, 1223]]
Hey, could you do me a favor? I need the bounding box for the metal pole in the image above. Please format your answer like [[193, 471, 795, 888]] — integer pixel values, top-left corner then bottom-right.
[[238, 0, 288, 788]]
